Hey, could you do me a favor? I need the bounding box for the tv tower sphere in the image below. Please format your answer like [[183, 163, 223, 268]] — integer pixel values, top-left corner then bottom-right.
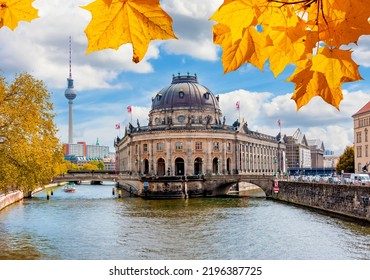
[[65, 78, 77, 100]]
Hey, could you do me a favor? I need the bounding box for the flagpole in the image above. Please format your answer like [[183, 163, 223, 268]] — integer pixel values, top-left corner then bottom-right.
[[239, 104, 241, 123]]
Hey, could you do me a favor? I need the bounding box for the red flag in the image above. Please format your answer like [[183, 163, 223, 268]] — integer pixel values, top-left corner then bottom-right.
[[127, 105, 132, 113], [115, 123, 120, 129], [236, 101, 240, 110], [277, 119, 281, 127]]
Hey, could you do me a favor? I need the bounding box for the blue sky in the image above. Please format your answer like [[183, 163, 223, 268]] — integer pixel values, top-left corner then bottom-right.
[[1, 0, 370, 155]]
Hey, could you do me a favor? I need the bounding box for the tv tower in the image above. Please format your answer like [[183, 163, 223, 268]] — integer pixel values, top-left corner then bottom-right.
[[64, 36, 77, 144]]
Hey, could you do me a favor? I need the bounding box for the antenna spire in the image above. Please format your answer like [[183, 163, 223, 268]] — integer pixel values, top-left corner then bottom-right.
[[69, 36, 72, 79]]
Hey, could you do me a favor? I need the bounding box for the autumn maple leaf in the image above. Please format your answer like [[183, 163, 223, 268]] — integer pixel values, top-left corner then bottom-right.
[[0, 0, 38, 30], [82, 0, 177, 63], [211, 0, 368, 109], [288, 47, 363, 110]]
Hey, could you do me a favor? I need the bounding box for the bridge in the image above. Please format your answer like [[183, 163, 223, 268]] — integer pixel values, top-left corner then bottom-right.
[[53, 173, 276, 198]]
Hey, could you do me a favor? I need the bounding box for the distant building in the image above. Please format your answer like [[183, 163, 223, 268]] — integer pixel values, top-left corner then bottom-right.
[[324, 150, 335, 155], [307, 139, 325, 168], [352, 101, 370, 173], [284, 128, 312, 173], [284, 129, 329, 175], [323, 155, 339, 170], [64, 140, 114, 169]]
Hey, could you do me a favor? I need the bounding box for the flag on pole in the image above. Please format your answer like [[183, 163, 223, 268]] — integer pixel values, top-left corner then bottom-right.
[[277, 119, 281, 127], [115, 123, 120, 129], [236, 101, 240, 110], [127, 105, 132, 113]]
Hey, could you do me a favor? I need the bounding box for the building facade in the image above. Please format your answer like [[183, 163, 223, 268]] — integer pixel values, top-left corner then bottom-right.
[[353, 101, 370, 172], [115, 74, 286, 177]]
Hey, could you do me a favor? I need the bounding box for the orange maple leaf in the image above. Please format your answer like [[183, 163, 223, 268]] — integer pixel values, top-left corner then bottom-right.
[[0, 0, 38, 30], [82, 0, 177, 63], [288, 47, 363, 110]]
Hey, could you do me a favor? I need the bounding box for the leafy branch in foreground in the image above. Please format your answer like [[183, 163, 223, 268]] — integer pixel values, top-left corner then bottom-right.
[[1, 0, 370, 110], [211, 0, 370, 109]]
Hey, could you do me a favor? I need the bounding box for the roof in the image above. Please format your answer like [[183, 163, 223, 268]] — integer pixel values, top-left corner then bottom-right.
[[352, 101, 370, 117], [307, 139, 325, 151], [151, 74, 221, 111]]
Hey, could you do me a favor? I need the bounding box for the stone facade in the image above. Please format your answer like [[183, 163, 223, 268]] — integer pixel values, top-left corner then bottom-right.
[[353, 101, 370, 173]]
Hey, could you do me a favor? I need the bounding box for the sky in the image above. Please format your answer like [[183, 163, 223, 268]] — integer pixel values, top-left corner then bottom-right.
[[1, 0, 370, 156]]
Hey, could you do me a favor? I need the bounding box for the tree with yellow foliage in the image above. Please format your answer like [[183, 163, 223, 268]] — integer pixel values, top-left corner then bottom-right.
[[0, 73, 63, 194], [1, 0, 370, 110]]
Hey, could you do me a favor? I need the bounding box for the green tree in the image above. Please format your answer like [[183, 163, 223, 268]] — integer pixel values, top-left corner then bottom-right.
[[0, 73, 63, 193], [336, 146, 355, 173]]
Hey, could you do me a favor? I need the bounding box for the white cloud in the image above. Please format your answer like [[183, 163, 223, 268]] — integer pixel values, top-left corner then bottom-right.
[[218, 89, 370, 155], [162, 0, 223, 19], [0, 1, 159, 90], [352, 36, 370, 67]]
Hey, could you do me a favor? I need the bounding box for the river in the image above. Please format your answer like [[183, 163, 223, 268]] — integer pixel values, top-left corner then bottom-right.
[[0, 183, 369, 260]]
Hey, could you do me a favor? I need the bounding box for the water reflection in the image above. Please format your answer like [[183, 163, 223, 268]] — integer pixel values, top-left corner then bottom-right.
[[0, 183, 369, 260]]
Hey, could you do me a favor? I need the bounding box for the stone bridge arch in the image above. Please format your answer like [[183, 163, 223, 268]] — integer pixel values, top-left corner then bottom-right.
[[203, 174, 275, 197]]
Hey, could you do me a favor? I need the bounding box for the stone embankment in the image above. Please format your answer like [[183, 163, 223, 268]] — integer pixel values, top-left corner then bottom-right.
[[275, 181, 370, 224], [0, 183, 61, 211], [0, 191, 24, 211]]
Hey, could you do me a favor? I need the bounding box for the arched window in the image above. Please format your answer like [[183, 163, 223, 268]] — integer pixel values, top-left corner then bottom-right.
[[213, 158, 220, 174], [144, 159, 149, 175], [175, 158, 185, 175], [157, 158, 165, 176], [194, 157, 203, 175]]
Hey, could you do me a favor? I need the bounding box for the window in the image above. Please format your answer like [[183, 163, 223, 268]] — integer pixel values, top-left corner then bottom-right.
[[366, 145, 368, 157], [204, 92, 210, 99], [213, 142, 219, 151], [179, 90, 184, 98], [366, 129, 368, 142], [357, 146, 362, 158], [227, 142, 231, 151], [178, 115, 186, 123], [143, 143, 148, 152], [357, 132, 362, 143], [195, 142, 202, 151], [157, 142, 164, 152], [175, 142, 183, 151]]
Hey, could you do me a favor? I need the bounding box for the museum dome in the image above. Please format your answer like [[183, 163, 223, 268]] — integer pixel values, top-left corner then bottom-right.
[[151, 74, 221, 112]]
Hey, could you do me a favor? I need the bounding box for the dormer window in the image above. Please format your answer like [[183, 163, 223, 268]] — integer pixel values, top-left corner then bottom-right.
[[204, 92, 210, 99], [157, 94, 162, 101], [179, 90, 184, 99]]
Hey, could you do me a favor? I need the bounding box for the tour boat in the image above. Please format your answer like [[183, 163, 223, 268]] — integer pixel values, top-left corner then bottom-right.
[[63, 182, 76, 192]]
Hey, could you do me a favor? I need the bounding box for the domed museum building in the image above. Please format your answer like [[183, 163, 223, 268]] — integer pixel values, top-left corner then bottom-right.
[[115, 74, 286, 197]]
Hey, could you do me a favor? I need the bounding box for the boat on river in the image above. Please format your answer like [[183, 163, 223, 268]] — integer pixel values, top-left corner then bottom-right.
[[63, 182, 76, 192]]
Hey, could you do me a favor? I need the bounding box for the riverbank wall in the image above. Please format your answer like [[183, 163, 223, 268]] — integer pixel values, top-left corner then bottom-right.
[[0, 183, 61, 211], [274, 181, 370, 224], [0, 191, 24, 211]]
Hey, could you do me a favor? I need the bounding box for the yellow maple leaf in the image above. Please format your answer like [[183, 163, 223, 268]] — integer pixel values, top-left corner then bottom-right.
[[288, 59, 343, 110], [214, 23, 268, 73], [82, 0, 177, 63], [305, 0, 370, 47], [102, 0, 113, 5], [288, 47, 363, 110], [266, 7, 308, 77], [210, 0, 264, 43], [311, 47, 363, 89], [0, 0, 38, 30]]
